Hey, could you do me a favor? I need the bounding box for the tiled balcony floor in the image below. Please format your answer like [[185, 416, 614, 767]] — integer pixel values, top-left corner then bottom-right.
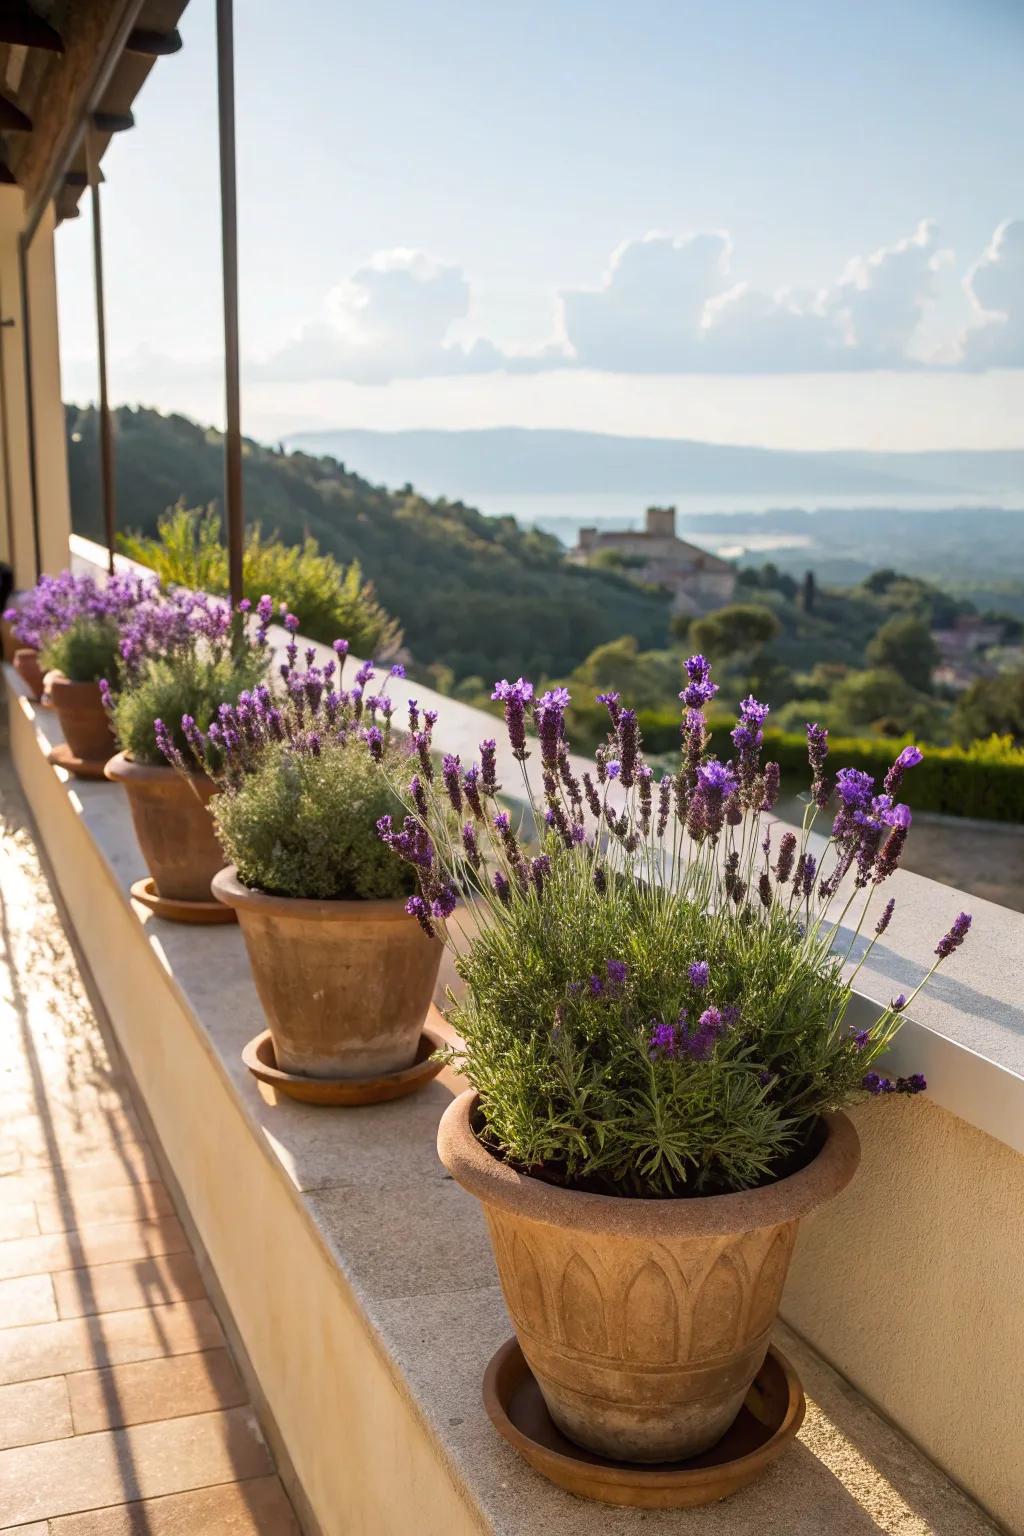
[[0, 730, 301, 1535]]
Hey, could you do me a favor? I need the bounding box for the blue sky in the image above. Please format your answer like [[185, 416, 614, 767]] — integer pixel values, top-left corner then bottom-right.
[[55, 0, 1024, 449]]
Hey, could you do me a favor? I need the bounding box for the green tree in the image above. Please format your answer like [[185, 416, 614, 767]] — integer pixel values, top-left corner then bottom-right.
[[689, 604, 782, 665], [568, 635, 681, 709], [952, 670, 1024, 746], [865, 614, 939, 693]]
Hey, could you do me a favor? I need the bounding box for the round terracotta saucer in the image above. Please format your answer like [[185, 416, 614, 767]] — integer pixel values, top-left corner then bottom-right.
[[130, 876, 237, 926], [242, 1024, 445, 1107], [47, 744, 110, 781], [482, 1339, 805, 1509]]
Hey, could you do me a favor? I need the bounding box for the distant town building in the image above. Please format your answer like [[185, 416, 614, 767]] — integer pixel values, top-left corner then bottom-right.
[[931, 615, 1010, 692], [570, 506, 736, 617]]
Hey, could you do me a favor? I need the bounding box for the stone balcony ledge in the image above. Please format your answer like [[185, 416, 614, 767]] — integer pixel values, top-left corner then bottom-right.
[[4, 658, 1012, 1535]]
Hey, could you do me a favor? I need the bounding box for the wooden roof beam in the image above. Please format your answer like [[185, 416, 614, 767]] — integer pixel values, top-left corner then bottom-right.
[[0, 93, 32, 133], [93, 110, 135, 133], [125, 28, 183, 57], [0, 4, 64, 52]]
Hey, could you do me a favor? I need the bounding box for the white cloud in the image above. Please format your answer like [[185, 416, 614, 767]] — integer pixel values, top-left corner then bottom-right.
[[962, 220, 1024, 366], [256, 222, 1021, 383], [259, 249, 509, 385]]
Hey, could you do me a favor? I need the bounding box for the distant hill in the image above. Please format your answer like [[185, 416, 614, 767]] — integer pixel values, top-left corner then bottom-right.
[[286, 426, 1024, 501], [65, 405, 672, 681]]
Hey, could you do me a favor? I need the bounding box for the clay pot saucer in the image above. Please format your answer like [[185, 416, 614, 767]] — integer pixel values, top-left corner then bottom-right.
[[242, 1024, 445, 1107], [483, 1338, 805, 1509], [130, 876, 238, 926], [47, 744, 111, 781]]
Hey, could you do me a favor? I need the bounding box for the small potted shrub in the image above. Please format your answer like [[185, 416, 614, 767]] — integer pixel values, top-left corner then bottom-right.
[[3, 571, 120, 703], [26, 573, 153, 770], [163, 627, 442, 1079], [103, 591, 272, 916], [382, 664, 972, 1466]]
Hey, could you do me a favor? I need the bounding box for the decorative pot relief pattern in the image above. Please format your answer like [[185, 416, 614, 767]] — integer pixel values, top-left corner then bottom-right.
[[486, 1209, 797, 1367]]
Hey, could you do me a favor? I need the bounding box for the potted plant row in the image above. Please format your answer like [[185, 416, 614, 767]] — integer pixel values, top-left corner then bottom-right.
[[373, 661, 972, 1482], [159, 623, 444, 1092]]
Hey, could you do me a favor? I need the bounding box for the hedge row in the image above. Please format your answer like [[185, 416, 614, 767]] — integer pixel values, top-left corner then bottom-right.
[[567, 703, 1024, 824]]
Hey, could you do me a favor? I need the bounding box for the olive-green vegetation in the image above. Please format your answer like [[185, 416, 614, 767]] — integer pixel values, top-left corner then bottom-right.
[[213, 736, 415, 901], [112, 648, 270, 768], [41, 617, 120, 683], [118, 505, 400, 660], [67, 404, 671, 680]]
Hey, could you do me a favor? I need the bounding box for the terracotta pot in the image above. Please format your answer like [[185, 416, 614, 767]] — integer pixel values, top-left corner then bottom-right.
[[211, 866, 444, 1078], [104, 752, 227, 903], [13, 648, 45, 701], [438, 1091, 859, 1464], [46, 675, 116, 763]]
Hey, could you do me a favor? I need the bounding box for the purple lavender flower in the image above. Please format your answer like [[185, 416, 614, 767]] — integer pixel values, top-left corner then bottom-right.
[[891, 993, 907, 1012], [935, 911, 971, 959], [762, 761, 781, 811], [617, 709, 640, 788], [758, 870, 772, 908], [480, 738, 498, 794], [875, 897, 896, 935], [390, 663, 406, 678], [649, 1020, 677, 1058], [807, 722, 830, 809], [405, 895, 436, 938], [442, 753, 463, 813], [605, 760, 621, 780], [493, 869, 511, 906], [492, 677, 534, 761], [774, 831, 797, 884], [679, 653, 719, 710], [884, 743, 923, 796], [897, 1073, 927, 1094], [852, 1030, 870, 1050], [462, 765, 484, 820], [606, 959, 628, 989], [461, 822, 481, 869], [530, 854, 551, 895], [593, 865, 608, 894], [588, 974, 604, 997], [687, 759, 738, 842], [431, 885, 458, 920], [688, 960, 710, 989], [596, 691, 621, 724], [364, 726, 384, 762], [731, 695, 769, 801], [656, 775, 672, 837], [535, 688, 570, 768]]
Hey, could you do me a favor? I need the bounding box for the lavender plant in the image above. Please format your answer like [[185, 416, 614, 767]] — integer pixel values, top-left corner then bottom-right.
[[379, 658, 971, 1197], [106, 590, 273, 766], [158, 618, 414, 900], [6, 572, 156, 684]]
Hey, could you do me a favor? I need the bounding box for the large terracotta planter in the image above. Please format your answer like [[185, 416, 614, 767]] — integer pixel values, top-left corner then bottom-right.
[[439, 1091, 860, 1464], [104, 752, 227, 903], [211, 866, 444, 1078], [13, 648, 45, 701], [46, 675, 115, 762]]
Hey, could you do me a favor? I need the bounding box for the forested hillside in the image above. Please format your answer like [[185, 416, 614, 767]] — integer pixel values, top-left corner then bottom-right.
[[65, 405, 671, 680]]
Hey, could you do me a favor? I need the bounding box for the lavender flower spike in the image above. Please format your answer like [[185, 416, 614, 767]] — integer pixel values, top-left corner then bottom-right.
[[935, 911, 972, 959], [492, 678, 534, 762], [884, 743, 924, 796]]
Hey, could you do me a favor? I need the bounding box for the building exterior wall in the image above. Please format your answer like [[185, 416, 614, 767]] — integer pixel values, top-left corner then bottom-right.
[[783, 1093, 1024, 1533], [0, 191, 71, 587]]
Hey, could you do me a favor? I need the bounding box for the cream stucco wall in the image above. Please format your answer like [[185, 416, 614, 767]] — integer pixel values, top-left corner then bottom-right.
[[784, 1095, 1024, 1532], [0, 193, 71, 587]]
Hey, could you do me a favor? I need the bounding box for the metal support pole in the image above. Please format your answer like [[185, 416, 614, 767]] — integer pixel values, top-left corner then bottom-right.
[[0, 297, 16, 574], [16, 238, 42, 580], [87, 129, 116, 573], [216, 0, 244, 606]]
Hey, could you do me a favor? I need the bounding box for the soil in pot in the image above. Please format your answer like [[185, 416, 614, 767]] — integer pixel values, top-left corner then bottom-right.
[[13, 649, 45, 701], [46, 675, 115, 763], [104, 752, 227, 904], [438, 1089, 860, 1465], [211, 866, 444, 1079]]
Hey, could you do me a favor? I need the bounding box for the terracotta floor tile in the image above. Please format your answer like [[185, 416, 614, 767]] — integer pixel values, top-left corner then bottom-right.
[[0, 1405, 273, 1525], [46, 1475, 301, 1534], [0, 1204, 37, 1243], [0, 1216, 189, 1281], [0, 1274, 57, 1327], [53, 1251, 205, 1320], [0, 1376, 73, 1450], [0, 1107, 143, 1161], [0, 1147, 160, 1203], [34, 1181, 174, 1236], [0, 1299, 224, 1385], [0, 1522, 47, 1534], [68, 1347, 247, 1433]]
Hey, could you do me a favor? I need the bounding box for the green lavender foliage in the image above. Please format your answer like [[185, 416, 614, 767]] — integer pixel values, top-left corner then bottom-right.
[[41, 617, 121, 683], [451, 849, 879, 1196], [112, 648, 270, 767], [213, 735, 415, 900]]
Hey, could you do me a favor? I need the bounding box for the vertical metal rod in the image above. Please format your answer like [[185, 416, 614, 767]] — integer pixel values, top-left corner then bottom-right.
[[87, 130, 116, 574], [16, 238, 42, 581], [216, 0, 244, 606], [0, 295, 17, 575]]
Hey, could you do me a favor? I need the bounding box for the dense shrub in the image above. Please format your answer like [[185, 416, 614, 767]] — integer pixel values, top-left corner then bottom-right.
[[41, 617, 121, 683], [120, 505, 401, 659], [112, 648, 269, 767], [213, 735, 414, 900], [761, 729, 1024, 824]]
